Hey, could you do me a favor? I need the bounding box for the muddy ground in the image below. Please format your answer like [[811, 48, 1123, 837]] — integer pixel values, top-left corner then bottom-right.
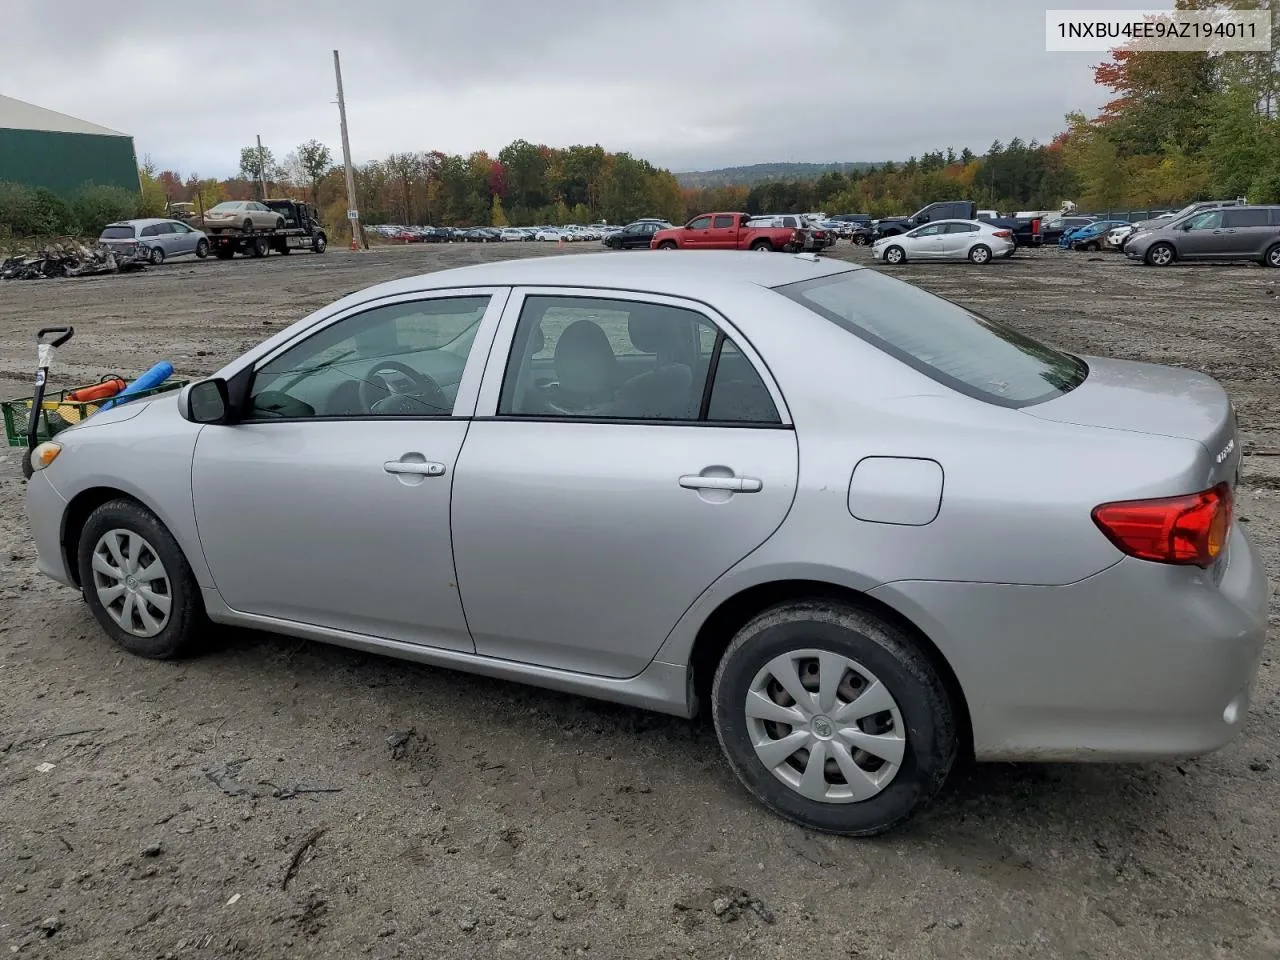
[[1, 241, 1278, 959]]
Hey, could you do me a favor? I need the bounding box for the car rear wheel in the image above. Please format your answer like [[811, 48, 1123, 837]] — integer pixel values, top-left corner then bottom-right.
[[712, 600, 957, 836], [883, 245, 905, 264], [750, 239, 773, 252], [1146, 242, 1175, 266], [1265, 243, 1280, 268], [77, 499, 205, 660], [195, 239, 209, 259], [148, 246, 165, 265], [968, 244, 991, 264], [251, 237, 269, 258]]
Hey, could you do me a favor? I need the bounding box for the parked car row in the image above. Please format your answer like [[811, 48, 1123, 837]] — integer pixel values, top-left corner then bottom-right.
[[368, 223, 628, 243]]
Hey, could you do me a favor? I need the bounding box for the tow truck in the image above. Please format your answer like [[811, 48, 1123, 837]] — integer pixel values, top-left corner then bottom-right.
[[204, 199, 329, 259]]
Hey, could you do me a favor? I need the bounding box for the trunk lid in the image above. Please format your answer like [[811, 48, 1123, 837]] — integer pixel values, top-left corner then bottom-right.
[[1024, 356, 1240, 486]]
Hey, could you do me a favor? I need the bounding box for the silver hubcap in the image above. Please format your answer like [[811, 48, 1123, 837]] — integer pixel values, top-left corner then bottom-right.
[[887, 249, 901, 262], [746, 649, 906, 803], [1270, 248, 1280, 266], [91, 529, 172, 637], [1152, 247, 1172, 265], [972, 248, 988, 262]]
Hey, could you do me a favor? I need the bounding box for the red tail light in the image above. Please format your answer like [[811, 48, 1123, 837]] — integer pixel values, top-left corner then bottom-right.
[[1092, 482, 1232, 568], [1031, 217, 1041, 235], [993, 230, 1012, 238]]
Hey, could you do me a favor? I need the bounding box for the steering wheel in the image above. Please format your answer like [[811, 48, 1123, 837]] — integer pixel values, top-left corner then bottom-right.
[[357, 360, 449, 415]]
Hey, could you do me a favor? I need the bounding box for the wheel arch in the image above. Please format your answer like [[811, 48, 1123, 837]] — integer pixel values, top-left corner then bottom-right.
[[59, 485, 205, 591], [683, 578, 973, 758]]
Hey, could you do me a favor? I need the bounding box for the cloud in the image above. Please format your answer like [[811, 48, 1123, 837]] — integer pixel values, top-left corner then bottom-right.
[[0, 0, 1151, 176]]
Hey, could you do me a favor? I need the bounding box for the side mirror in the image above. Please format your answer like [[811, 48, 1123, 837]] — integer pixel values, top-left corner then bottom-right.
[[179, 378, 232, 424]]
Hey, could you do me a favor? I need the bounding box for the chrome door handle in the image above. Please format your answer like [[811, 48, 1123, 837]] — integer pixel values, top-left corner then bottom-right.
[[679, 475, 762, 493], [384, 460, 446, 477]]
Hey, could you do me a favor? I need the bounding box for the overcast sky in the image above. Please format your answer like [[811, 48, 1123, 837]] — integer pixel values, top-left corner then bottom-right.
[[0, 0, 1158, 177]]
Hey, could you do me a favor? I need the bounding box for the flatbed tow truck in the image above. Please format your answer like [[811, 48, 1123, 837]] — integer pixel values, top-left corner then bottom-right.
[[204, 198, 329, 259]]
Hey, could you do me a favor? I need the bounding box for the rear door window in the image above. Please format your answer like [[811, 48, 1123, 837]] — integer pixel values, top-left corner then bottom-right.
[[713, 215, 735, 229], [775, 270, 1087, 408], [1223, 208, 1270, 228]]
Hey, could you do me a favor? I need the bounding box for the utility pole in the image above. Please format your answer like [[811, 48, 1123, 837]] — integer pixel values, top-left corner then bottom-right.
[[333, 49, 365, 250], [256, 134, 268, 200]]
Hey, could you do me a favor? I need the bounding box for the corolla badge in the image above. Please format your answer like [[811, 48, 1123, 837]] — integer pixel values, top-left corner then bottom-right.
[[1216, 438, 1235, 464]]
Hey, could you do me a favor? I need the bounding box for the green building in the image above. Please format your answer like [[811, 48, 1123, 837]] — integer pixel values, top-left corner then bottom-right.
[[0, 94, 139, 197]]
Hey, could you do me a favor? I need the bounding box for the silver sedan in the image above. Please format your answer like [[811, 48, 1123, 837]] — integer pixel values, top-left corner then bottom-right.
[[24, 252, 1268, 836], [873, 218, 1015, 264]]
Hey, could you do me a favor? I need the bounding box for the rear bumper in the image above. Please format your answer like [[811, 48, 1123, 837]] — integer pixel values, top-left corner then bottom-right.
[[870, 523, 1270, 762]]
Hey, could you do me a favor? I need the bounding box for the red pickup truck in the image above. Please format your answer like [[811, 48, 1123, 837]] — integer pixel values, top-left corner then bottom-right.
[[650, 212, 803, 252]]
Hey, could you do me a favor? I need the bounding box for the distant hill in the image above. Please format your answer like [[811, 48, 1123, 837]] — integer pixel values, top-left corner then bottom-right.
[[674, 162, 880, 188]]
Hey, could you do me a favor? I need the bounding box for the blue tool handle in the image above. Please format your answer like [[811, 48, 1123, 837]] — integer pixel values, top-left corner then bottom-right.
[[100, 361, 174, 411]]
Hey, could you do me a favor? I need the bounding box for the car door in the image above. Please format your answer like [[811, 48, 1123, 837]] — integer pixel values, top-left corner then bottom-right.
[[906, 223, 945, 258], [940, 222, 975, 258], [168, 221, 197, 255], [450, 288, 799, 679], [1220, 207, 1273, 259], [158, 222, 185, 256], [189, 288, 508, 651], [682, 215, 714, 248], [1176, 209, 1227, 259], [708, 214, 738, 248]]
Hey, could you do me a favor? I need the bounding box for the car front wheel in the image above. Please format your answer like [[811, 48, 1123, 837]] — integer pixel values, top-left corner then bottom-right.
[[1146, 242, 1175, 266], [712, 600, 957, 836], [77, 499, 205, 659], [883, 245, 905, 264]]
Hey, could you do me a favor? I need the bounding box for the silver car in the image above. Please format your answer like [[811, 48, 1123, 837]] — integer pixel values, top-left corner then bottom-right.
[[1126, 205, 1280, 267], [98, 218, 209, 265], [873, 219, 1014, 264], [202, 200, 286, 233], [24, 252, 1268, 836]]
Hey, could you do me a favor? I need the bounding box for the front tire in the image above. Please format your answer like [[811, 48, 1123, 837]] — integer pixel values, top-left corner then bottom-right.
[[312, 233, 327, 254], [712, 601, 956, 837], [884, 245, 905, 265], [77, 499, 205, 659], [1146, 242, 1175, 267], [968, 244, 991, 264]]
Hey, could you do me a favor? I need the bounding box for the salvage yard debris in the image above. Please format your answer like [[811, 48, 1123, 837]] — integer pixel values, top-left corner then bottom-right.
[[1, 239, 147, 280]]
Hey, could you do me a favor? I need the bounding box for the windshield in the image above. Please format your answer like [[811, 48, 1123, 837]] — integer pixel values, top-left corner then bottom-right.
[[775, 270, 1087, 408]]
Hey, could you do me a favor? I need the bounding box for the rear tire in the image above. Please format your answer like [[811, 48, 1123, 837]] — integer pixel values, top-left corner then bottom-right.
[[1145, 242, 1175, 267], [148, 246, 165, 265], [1265, 243, 1280, 268], [195, 239, 209, 259], [968, 244, 991, 264], [76, 499, 205, 660], [750, 239, 773, 252], [711, 600, 957, 837]]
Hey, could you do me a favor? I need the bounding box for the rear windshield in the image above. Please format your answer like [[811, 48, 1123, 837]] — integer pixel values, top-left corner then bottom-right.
[[99, 225, 134, 239], [775, 270, 1087, 408]]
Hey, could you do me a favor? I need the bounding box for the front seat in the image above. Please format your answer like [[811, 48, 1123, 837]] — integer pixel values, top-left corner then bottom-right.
[[553, 319, 620, 410]]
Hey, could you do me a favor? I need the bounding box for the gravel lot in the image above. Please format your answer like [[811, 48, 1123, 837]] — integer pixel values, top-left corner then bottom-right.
[[1, 241, 1278, 959]]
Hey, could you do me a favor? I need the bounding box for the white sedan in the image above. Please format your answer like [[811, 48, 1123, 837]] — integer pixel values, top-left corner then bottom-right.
[[873, 219, 1013, 265]]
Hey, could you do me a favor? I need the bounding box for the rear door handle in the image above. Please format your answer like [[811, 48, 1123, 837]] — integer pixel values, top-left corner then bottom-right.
[[679, 475, 763, 493], [384, 460, 446, 477]]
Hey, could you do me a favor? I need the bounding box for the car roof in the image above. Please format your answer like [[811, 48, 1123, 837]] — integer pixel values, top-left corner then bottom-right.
[[344, 251, 858, 303]]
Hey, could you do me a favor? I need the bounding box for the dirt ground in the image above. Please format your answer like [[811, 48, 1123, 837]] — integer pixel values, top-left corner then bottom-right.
[[1, 240, 1278, 959]]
